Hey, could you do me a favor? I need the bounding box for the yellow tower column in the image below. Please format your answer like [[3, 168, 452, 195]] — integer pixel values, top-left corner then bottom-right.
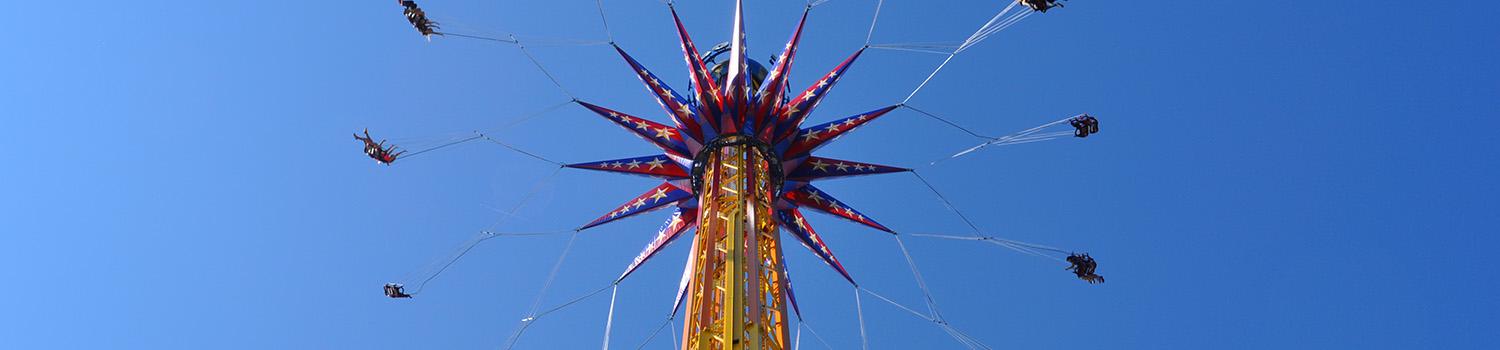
[[683, 136, 791, 350]]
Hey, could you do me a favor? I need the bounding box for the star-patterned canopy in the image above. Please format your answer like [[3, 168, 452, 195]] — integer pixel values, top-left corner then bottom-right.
[[569, 1, 907, 289]]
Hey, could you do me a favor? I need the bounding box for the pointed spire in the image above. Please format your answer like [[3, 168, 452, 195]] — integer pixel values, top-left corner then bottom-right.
[[566, 155, 689, 179], [617, 208, 699, 282], [783, 185, 894, 233], [777, 208, 856, 284], [668, 4, 724, 136], [754, 7, 810, 139], [783, 105, 898, 156], [577, 101, 691, 158], [787, 156, 908, 182], [579, 182, 694, 230], [612, 45, 706, 142], [772, 48, 867, 142], [721, 0, 751, 132]]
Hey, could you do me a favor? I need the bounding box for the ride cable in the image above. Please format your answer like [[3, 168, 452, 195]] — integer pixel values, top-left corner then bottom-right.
[[601, 284, 620, 350], [900, 0, 1040, 104], [632, 314, 675, 350], [394, 166, 569, 296], [933, 114, 1089, 165]]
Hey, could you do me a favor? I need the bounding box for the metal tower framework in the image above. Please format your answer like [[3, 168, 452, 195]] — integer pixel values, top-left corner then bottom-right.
[[682, 136, 791, 349]]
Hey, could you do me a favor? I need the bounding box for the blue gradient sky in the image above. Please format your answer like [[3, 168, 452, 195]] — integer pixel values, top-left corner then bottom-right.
[[3, 0, 1497, 348]]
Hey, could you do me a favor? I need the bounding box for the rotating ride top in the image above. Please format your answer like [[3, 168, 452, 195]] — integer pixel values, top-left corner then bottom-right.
[[364, 1, 1104, 349]]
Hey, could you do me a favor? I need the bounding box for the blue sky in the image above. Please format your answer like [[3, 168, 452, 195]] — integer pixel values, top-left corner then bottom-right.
[[3, 0, 1497, 348]]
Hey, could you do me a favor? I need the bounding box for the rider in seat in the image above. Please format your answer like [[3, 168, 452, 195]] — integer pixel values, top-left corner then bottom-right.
[[384, 283, 413, 298], [1021, 0, 1063, 13], [1066, 253, 1105, 284], [399, 0, 441, 38], [1069, 115, 1099, 138], [354, 129, 404, 165]]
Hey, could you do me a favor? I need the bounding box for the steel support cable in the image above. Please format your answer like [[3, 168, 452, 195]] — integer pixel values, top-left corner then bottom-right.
[[914, 234, 1066, 262], [439, 32, 518, 43], [794, 325, 802, 350], [486, 99, 578, 134], [910, 233, 1069, 254], [632, 315, 674, 350], [902, 53, 957, 104], [513, 34, 577, 100], [893, 234, 943, 319], [480, 166, 567, 233], [865, 0, 885, 45], [503, 229, 584, 350], [962, 1, 1020, 44], [595, 0, 615, 43], [958, 1, 1025, 52], [910, 171, 986, 237], [876, 235, 996, 350], [867, 46, 954, 55], [903, 105, 995, 140], [947, 326, 994, 350], [937, 116, 1083, 164], [385, 99, 573, 162], [904, 1, 1035, 104], [476, 133, 567, 166], [434, 16, 610, 47], [867, 43, 959, 55], [799, 321, 836, 350], [395, 135, 483, 161], [602, 284, 620, 350], [961, 11, 1029, 53], [400, 167, 568, 295], [892, 234, 993, 349], [995, 240, 1066, 263], [934, 324, 979, 350], [858, 287, 934, 322], [853, 287, 870, 350], [507, 282, 618, 348], [434, 31, 611, 47], [669, 317, 680, 350]]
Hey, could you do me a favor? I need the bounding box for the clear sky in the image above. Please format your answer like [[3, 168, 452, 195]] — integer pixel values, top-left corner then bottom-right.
[[3, 0, 1497, 349]]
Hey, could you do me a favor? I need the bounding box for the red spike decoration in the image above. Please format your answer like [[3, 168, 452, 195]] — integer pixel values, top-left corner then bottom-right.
[[575, 2, 906, 348]]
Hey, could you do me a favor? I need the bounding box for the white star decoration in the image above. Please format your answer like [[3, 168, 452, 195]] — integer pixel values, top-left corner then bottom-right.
[[654, 127, 676, 139], [810, 159, 830, 172], [800, 130, 820, 142], [575, 8, 913, 276]]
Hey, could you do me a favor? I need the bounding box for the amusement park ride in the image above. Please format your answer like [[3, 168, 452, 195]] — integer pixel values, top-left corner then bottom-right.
[[371, 0, 1099, 348]]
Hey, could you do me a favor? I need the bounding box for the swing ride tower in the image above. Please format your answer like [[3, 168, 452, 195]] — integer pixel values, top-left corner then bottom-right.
[[379, 0, 1104, 348], [682, 135, 791, 349]]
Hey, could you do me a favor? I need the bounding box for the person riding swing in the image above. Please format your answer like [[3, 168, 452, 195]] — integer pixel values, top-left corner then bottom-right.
[[1066, 253, 1105, 284], [399, 0, 441, 38], [384, 283, 413, 298], [354, 129, 405, 165], [1021, 0, 1064, 13], [1069, 115, 1099, 138]]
